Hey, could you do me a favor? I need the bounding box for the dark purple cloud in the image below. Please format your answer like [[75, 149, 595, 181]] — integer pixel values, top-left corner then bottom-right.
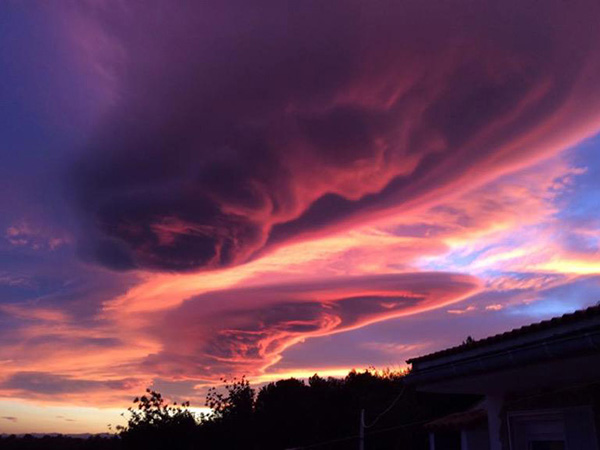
[[68, 0, 600, 272]]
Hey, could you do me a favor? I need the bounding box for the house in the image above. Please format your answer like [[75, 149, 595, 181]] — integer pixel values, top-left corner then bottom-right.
[[405, 304, 600, 450]]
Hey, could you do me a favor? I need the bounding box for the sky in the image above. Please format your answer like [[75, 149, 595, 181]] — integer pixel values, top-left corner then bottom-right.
[[1, 0, 600, 434]]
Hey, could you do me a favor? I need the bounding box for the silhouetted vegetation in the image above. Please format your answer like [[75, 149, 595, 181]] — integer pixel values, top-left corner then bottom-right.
[[0, 434, 121, 450], [2, 369, 479, 450], [116, 389, 197, 450]]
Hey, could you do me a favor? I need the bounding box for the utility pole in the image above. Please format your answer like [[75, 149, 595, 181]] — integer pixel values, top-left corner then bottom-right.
[[359, 409, 365, 450]]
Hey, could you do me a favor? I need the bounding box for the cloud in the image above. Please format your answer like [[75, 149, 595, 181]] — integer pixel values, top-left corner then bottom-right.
[[2, 134, 595, 407], [0, 372, 142, 397], [447, 305, 476, 315], [4, 222, 68, 251], [359, 342, 424, 355], [2, 416, 17, 422], [0, 273, 30, 288], [56, 415, 76, 422], [485, 304, 503, 311], [141, 272, 479, 378], [66, 0, 600, 272], [2, 1, 600, 419]]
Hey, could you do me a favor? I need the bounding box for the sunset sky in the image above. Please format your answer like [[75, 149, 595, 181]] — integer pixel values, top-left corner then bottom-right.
[[1, 0, 600, 434]]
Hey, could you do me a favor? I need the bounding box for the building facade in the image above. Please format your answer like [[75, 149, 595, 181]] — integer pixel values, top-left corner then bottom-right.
[[406, 305, 600, 450]]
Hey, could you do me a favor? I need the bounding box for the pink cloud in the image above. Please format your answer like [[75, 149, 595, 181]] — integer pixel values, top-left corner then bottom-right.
[[140, 272, 480, 379], [447, 305, 477, 315], [59, 0, 600, 272], [485, 304, 503, 311], [4, 222, 68, 251]]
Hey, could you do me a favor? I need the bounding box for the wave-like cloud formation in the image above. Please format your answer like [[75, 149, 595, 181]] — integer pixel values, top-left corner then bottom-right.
[[141, 272, 479, 378], [1, 137, 598, 413], [69, 0, 600, 271]]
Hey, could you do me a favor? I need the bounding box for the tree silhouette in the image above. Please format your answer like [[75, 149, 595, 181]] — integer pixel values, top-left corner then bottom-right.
[[200, 377, 255, 448], [204, 376, 254, 422], [0, 369, 481, 450], [110, 369, 478, 450], [117, 389, 197, 450]]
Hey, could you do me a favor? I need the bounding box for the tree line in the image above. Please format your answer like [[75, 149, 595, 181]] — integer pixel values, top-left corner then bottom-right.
[[1, 369, 478, 450]]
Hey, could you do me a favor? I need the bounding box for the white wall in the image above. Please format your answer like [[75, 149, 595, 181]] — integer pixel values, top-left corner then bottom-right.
[[485, 395, 503, 450]]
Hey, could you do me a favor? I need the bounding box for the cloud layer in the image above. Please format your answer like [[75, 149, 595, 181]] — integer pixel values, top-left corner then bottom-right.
[[70, 0, 600, 271], [143, 272, 479, 377], [1, 0, 600, 434]]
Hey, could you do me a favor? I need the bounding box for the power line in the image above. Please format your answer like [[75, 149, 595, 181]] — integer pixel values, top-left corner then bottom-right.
[[288, 414, 431, 449], [290, 383, 410, 450], [363, 385, 406, 429], [293, 381, 600, 449]]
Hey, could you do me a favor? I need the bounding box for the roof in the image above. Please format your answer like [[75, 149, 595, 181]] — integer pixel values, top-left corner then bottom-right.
[[407, 303, 600, 365], [425, 402, 487, 430]]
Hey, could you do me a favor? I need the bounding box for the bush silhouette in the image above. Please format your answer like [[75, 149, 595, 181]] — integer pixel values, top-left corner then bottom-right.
[[117, 389, 197, 450]]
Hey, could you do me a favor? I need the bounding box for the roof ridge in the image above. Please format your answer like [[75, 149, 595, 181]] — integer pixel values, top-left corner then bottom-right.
[[407, 302, 600, 364]]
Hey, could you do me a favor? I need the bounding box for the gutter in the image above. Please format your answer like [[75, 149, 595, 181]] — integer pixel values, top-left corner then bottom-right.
[[405, 328, 600, 386]]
